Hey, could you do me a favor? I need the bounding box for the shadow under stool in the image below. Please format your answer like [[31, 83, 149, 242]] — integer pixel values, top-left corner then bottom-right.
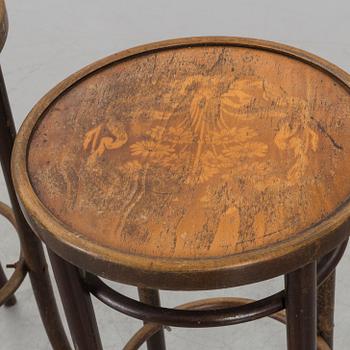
[[0, 0, 71, 348], [11, 36, 350, 350]]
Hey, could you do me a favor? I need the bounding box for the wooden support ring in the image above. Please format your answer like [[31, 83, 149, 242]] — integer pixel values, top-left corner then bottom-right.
[[0, 201, 27, 306]]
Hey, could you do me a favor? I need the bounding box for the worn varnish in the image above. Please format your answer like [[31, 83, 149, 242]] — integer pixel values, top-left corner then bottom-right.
[[26, 44, 350, 260]]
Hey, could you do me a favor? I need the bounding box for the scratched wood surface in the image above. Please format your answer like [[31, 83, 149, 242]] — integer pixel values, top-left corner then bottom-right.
[[27, 45, 350, 260]]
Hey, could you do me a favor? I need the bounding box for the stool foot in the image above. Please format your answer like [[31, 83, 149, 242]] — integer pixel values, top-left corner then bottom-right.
[[318, 270, 336, 349], [285, 261, 317, 350], [49, 250, 102, 350], [138, 288, 166, 350], [0, 262, 16, 306]]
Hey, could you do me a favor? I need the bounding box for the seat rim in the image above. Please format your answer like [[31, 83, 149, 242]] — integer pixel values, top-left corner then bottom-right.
[[0, 0, 8, 53], [11, 36, 350, 290]]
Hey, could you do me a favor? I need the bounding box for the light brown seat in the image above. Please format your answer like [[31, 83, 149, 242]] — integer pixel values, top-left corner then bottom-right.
[[12, 37, 350, 290]]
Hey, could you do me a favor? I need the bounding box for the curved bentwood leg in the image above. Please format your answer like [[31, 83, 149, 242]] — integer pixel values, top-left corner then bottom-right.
[[138, 288, 166, 350], [0, 262, 16, 306], [285, 261, 317, 350], [49, 250, 103, 350], [0, 66, 71, 349]]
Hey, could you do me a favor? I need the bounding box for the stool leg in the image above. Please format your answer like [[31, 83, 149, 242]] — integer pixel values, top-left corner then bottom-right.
[[138, 288, 166, 350], [317, 270, 336, 348], [285, 261, 317, 350], [49, 250, 103, 350], [0, 66, 71, 349], [0, 262, 16, 306]]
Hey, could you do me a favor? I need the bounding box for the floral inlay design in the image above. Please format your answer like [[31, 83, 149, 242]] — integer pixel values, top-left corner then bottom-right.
[[29, 46, 350, 261], [78, 72, 324, 254], [83, 76, 318, 187]]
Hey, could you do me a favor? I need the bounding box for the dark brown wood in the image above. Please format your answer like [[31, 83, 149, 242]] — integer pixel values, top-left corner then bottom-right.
[[285, 262, 317, 350], [0, 6, 70, 348], [0, 2, 16, 308], [0, 256, 26, 307], [85, 273, 285, 327], [137, 288, 166, 350], [0, 66, 71, 349], [318, 240, 347, 285], [0, 201, 27, 306], [49, 250, 102, 350], [0, 200, 26, 307], [0, 263, 16, 306], [124, 297, 330, 350], [318, 271, 336, 348], [12, 37, 350, 290]]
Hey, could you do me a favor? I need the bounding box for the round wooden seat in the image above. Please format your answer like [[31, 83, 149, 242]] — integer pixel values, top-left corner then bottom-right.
[[12, 37, 350, 290]]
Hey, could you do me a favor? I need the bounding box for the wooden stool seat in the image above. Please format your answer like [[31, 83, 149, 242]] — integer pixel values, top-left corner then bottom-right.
[[12, 37, 350, 290]]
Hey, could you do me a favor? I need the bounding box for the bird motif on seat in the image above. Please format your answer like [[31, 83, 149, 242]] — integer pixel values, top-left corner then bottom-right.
[[83, 120, 128, 160]]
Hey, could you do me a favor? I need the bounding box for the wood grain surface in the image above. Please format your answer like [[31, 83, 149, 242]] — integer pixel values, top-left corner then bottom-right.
[[26, 44, 350, 260]]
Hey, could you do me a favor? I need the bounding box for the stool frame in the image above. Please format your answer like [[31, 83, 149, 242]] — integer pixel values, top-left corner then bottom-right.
[[11, 36, 350, 350], [46, 238, 347, 350]]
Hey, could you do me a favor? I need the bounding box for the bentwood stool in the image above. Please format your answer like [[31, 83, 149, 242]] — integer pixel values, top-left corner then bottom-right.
[[0, 1, 70, 348], [11, 37, 350, 350]]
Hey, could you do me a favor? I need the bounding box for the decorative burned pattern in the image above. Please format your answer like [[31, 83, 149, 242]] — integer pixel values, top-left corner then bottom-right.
[[83, 121, 128, 161], [27, 46, 350, 259], [84, 76, 270, 185]]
